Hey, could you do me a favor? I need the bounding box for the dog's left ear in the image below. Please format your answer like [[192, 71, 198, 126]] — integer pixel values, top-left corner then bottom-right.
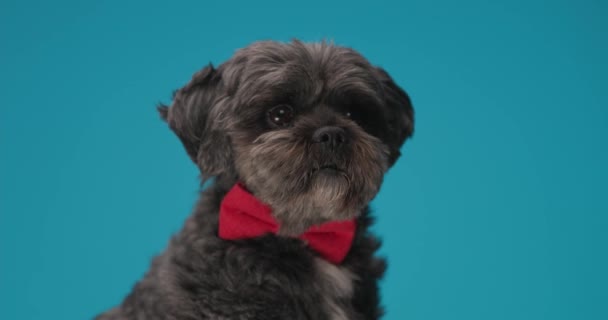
[[158, 64, 233, 179], [375, 67, 415, 167]]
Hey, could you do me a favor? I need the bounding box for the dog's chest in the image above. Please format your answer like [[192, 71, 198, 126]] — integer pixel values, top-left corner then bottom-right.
[[313, 257, 356, 320], [180, 235, 362, 319]]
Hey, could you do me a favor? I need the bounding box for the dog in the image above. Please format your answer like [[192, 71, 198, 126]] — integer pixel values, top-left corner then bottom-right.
[[97, 40, 414, 320]]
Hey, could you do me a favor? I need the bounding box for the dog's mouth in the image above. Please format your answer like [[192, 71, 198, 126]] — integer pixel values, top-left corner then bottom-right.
[[312, 163, 345, 174]]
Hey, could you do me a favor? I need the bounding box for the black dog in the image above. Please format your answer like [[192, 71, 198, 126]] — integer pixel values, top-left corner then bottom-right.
[[97, 40, 414, 320]]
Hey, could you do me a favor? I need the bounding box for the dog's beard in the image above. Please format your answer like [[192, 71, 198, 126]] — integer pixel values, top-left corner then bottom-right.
[[233, 121, 389, 235]]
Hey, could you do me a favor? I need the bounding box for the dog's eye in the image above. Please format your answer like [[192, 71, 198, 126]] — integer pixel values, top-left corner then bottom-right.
[[343, 109, 358, 120], [267, 104, 294, 127]]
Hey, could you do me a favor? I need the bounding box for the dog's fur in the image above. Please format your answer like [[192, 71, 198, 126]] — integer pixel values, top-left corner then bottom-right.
[[97, 40, 414, 320]]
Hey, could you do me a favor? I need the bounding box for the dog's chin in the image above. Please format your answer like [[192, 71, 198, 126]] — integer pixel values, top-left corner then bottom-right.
[[275, 169, 373, 235], [309, 168, 350, 210]]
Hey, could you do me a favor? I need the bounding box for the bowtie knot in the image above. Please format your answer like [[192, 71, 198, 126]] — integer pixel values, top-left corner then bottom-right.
[[218, 183, 356, 264]]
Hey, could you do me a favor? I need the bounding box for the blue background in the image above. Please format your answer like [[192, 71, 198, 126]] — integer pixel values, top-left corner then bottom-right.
[[1, 0, 606, 319]]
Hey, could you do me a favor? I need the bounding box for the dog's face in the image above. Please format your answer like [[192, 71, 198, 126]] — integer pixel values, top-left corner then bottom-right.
[[160, 41, 414, 234]]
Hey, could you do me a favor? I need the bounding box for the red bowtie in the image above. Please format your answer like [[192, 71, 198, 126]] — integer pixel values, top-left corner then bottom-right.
[[218, 183, 356, 264]]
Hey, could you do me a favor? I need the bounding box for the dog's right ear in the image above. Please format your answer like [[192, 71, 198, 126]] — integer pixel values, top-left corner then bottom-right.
[[158, 64, 233, 178]]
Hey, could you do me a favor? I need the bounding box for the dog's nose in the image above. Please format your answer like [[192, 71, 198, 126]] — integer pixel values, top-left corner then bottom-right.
[[313, 126, 348, 149]]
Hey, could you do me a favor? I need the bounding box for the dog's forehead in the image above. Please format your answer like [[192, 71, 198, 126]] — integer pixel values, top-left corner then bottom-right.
[[224, 41, 383, 109]]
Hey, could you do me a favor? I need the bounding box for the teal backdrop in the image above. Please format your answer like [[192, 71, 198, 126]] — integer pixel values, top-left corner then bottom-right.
[[1, 0, 607, 319]]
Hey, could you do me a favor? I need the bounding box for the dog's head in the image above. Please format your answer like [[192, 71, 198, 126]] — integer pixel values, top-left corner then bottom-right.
[[159, 40, 414, 234]]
